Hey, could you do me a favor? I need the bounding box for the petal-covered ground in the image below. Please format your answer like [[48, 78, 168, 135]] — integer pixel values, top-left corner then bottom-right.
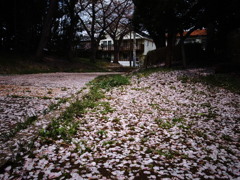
[[0, 72, 121, 167], [0, 73, 121, 140], [0, 69, 239, 179]]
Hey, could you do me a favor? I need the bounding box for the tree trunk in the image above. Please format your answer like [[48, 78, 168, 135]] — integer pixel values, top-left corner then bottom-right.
[[36, 0, 58, 60], [113, 40, 120, 63], [67, 29, 74, 60], [181, 43, 187, 68], [165, 32, 175, 67], [179, 32, 187, 68], [150, 30, 166, 48], [66, 0, 78, 60], [178, 27, 199, 68], [89, 2, 97, 63], [111, 33, 126, 64], [90, 39, 98, 63], [206, 23, 215, 58]]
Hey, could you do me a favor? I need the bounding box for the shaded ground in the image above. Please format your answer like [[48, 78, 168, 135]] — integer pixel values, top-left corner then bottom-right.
[[0, 72, 121, 166], [0, 56, 136, 74], [0, 56, 108, 74], [0, 68, 239, 179]]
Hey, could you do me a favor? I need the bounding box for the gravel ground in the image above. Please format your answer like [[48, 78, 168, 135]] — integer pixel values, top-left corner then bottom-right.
[[0, 69, 240, 179]]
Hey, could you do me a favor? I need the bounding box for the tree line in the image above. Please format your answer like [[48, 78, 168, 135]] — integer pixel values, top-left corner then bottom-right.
[[1, 0, 239, 65], [133, 0, 240, 67], [0, 0, 133, 62]]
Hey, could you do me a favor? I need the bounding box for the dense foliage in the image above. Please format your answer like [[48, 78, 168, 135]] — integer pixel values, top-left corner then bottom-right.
[[0, 0, 133, 62], [0, 0, 47, 53], [0, 0, 82, 58], [133, 0, 240, 63]]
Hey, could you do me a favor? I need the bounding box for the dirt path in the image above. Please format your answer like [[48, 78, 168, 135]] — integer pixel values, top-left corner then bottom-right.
[[0, 72, 121, 167]]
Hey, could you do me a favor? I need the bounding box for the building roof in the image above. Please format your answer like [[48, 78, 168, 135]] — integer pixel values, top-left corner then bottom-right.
[[183, 29, 207, 36]]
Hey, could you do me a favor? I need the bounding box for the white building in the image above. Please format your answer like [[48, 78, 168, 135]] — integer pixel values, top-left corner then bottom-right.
[[99, 32, 156, 66]]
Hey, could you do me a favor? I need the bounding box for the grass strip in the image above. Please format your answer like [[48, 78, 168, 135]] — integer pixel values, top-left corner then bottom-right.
[[39, 74, 130, 142], [89, 74, 130, 90]]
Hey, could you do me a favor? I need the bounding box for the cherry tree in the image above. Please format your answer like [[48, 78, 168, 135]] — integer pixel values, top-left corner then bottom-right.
[[105, 0, 133, 63], [77, 0, 118, 62]]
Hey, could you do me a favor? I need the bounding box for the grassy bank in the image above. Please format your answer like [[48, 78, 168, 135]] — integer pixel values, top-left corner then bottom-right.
[[0, 55, 111, 74]]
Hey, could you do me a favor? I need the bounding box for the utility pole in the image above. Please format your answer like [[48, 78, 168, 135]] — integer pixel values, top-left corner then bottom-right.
[[133, 31, 136, 67]]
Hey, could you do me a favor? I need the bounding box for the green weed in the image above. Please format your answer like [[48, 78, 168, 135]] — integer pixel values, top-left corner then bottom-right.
[[178, 76, 189, 83], [90, 74, 130, 90], [45, 98, 69, 114], [112, 118, 121, 124], [148, 104, 159, 109], [195, 130, 208, 138], [155, 117, 186, 129], [97, 130, 108, 138], [172, 117, 185, 123], [99, 102, 115, 114], [134, 67, 173, 77], [222, 134, 232, 141], [155, 149, 180, 159], [141, 137, 149, 143], [103, 140, 116, 146], [128, 137, 135, 142], [145, 148, 153, 153], [40, 74, 129, 142], [41, 96, 51, 100], [8, 95, 24, 98], [155, 119, 172, 129]]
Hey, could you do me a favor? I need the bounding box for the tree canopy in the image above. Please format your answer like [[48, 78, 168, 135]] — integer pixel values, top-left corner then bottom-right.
[[134, 1, 240, 44], [1, 0, 239, 64], [0, 0, 134, 62]]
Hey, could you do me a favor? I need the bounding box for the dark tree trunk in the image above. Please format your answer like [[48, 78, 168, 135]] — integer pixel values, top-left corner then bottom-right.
[[113, 40, 120, 63], [66, 0, 78, 60], [181, 43, 187, 68], [36, 0, 58, 60], [89, 2, 97, 63], [178, 27, 198, 68], [90, 40, 98, 63], [179, 32, 187, 68], [149, 30, 166, 48], [206, 23, 215, 58], [112, 36, 125, 64], [165, 32, 176, 67]]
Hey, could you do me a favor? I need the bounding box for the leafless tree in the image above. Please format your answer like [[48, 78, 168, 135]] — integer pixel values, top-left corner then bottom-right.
[[105, 0, 133, 63], [77, 0, 119, 62]]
